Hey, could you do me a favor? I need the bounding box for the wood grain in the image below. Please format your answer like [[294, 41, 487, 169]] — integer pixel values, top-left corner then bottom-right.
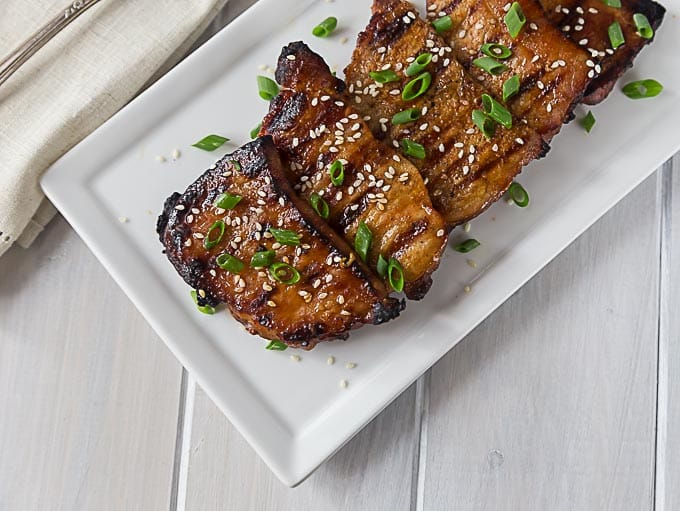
[[0, 217, 183, 511], [184, 383, 418, 510], [420, 174, 660, 511], [658, 156, 678, 511]]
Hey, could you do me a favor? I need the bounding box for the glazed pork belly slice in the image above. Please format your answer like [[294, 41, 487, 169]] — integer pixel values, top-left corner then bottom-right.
[[262, 42, 448, 300], [427, 0, 592, 140], [535, 0, 665, 104], [157, 137, 403, 350], [344, 0, 548, 228]]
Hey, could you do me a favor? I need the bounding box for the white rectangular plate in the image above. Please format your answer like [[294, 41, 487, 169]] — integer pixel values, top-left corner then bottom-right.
[[41, 0, 680, 487]]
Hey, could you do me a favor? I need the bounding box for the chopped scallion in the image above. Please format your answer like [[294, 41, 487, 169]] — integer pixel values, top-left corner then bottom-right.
[[472, 109, 497, 139], [216, 252, 244, 273], [452, 238, 480, 253], [369, 69, 400, 83], [432, 15, 453, 34], [392, 108, 422, 125], [265, 340, 288, 351], [204, 220, 225, 250], [503, 74, 520, 102], [622, 78, 663, 99], [191, 290, 215, 315], [250, 122, 262, 139], [481, 42, 512, 59], [508, 182, 530, 207], [214, 192, 242, 210], [192, 134, 229, 151], [387, 258, 405, 293], [602, 0, 621, 7], [405, 53, 433, 77], [481, 94, 512, 128], [400, 139, 426, 159], [504, 2, 526, 39], [472, 56, 508, 75], [633, 13, 653, 39], [376, 254, 388, 279], [269, 262, 301, 285], [402, 72, 432, 101], [608, 21, 625, 49], [309, 192, 330, 219], [268, 228, 300, 246], [581, 111, 596, 133], [250, 250, 276, 268], [329, 160, 345, 186], [257, 75, 279, 101], [355, 222, 373, 262], [312, 16, 338, 38]]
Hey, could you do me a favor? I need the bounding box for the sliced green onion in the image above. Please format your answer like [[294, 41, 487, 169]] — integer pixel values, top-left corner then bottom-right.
[[392, 108, 422, 125], [387, 258, 405, 293], [453, 238, 480, 253], [191, 290, 215, 315], [472, 110, 497, 139], [329, 160, 345, 186], [214, 192, 242, 210], [369, 69, 400, 83], [622, 78, 663, 99], [405, 53, 433, 77], [312, 16, 338, 37], [192, 134, 229, 151], [608, 21, 625, 49], [250, 250, 276, 268], [257, 75, 279, 101], [504, 2, 526, 39], [481, 43, 512, 59], [268, 228, 300, 246], [354, 222, 373, 262], [432, 15, 453, 34], [204, 220, 225, 250], [508, 182, 529, 207], [602, 0, 621, 7], [633, 13, 653, 39], [472, 56, 508, 75], [309, 192, 330, 219], [216, 252, 244, 273], [269, 262, 301, 285], [481, 94, 512, 128], [230, 160, 242, 171], [250, 122, 262, 139], [503, 74, 520, 102], [581, 111, 596, 133], [265, 340, 288, 351], [376, 254, 388, 278], [400, 139, 426, 159], [402, 72, 432, 101]]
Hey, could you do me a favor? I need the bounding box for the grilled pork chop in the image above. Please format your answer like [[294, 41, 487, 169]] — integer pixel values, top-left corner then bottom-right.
[[344, 0, 547, 227], [537, 0, 665, 104], [262, 42, 448, 300], [427, 0, 592, 140], [157, 137, 403, 349]]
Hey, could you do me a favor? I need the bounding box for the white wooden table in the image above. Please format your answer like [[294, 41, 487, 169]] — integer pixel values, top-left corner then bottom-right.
[[1, 2, 678, 509]]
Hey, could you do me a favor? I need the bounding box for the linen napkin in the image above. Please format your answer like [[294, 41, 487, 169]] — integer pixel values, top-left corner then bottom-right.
[[0, 0, 230, 258]]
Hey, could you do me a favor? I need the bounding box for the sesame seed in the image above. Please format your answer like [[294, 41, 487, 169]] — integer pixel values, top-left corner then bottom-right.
[[340, 310, 351, 316], [339, 379, 348, 388], [184, 239, 192, 247], [155, 155, 166, 163], [267, 300, 277, 307], [327, 356, 335, 365], [464, 222, 471, 232], [464, 285, 472, 293], [467, 259, 477, 268], [377, 46, 386, 54], [290, 354, 301, 362], [515, 138, 524, 145], [345, 362, 356, 369], [439, 143, 445, 153], [286, 55, 296, 61], [437, 229, 445, 237], [531, 55, 540, 63]]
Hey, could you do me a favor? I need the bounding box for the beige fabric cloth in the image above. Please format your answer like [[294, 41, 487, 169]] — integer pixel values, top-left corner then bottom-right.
[[0, 0, 229, 257]]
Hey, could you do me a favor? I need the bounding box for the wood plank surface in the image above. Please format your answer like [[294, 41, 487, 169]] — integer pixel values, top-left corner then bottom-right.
[[0, 217, 183, 511], [658, 156, 678, 511], [420, 174, 661, 511], [183, 383, 419, 510]]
